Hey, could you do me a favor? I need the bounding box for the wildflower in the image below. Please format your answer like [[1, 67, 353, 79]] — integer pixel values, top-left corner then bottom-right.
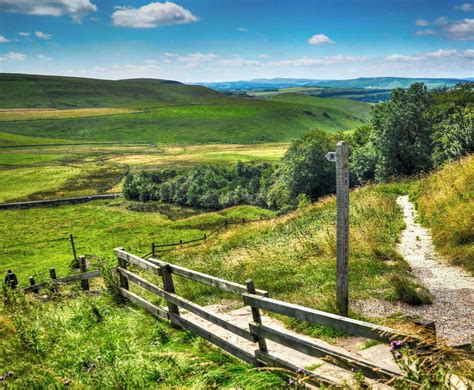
[[289, 378, 295, 385], [63, 378, 71, 386], [297, 368, 304, 374], [394, 351, 402, 359], [0, 376, 3, 381], [390, 340, 403, 351], [6, 371, 13, 377]]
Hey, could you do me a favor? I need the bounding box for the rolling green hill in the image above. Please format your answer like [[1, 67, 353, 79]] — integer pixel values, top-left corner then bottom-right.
[[0, 74, 370, 145]]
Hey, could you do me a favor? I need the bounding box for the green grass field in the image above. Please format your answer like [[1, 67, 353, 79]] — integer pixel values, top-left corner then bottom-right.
[[0, 74, 370, 145], [0, 143, 288, 202]]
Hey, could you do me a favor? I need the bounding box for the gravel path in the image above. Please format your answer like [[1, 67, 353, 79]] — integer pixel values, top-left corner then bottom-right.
[[356, 196, 473, 346]]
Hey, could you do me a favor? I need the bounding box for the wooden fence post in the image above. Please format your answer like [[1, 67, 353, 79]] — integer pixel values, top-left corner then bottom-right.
[[117, 249, 129, 290], [246, 279, 268, 354], [152, 242, 156, 258], [70, 234, 78, 267], [49, 267, 57, 292], [79, 256, 89, 291], [335, 141, 350, 316], [49, 268, 57, 280], [161, 264, 180, 326], [326, 142, 350, 316], [29, 276, 38, 293]]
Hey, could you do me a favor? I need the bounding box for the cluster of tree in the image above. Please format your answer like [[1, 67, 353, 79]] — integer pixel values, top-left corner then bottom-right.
[[351, 83, 473, 183], [123, 162, 274, 209], [123, 130, 339, 211], [124, 83, 472, 211]]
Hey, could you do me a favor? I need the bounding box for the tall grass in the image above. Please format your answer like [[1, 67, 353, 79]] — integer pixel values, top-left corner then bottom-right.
[[412, 154, 473, 274], [0, 289, 284, 388]]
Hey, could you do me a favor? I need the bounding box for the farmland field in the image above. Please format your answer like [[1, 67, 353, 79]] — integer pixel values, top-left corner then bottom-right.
[[0, 107, 140, 121]]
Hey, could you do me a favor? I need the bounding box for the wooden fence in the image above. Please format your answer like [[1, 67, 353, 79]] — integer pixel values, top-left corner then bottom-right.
[[23, 256, 100, 293], [115, 248, 414, 387], [143, 215, 275, 258]]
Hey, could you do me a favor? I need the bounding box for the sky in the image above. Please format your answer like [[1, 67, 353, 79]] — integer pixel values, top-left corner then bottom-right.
[[0, 0, 473, 82]]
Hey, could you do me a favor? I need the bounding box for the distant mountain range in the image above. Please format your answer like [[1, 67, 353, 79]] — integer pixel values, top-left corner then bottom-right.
[[197, 77, 472, 91]]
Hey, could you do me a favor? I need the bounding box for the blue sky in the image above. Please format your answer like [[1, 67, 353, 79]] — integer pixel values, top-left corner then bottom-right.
[[0, 0, 472, 82]]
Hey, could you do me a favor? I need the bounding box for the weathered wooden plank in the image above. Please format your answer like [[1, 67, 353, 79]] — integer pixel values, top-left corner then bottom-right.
[[115, 248, 162, 276], [23, 270, 101, 292], [148, 258, 268, 297], [249, 323, 401, 380], [117, 267, 254, 341], [243, 294, 404, 342], [246, 279, 267, 350], [161, 264, 180, 325], [169, 313, 256, 365], [254, 350, 342, 388], [56, 270, 101, 284], [119, 287, 169, 320]]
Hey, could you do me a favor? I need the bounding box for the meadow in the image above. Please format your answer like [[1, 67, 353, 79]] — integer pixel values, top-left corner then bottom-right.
[[0, 142, 287, 202], [0, 74, 370, 145]]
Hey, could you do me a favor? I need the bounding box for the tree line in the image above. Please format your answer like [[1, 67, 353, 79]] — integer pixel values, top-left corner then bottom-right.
[[124, 83, 473, 211]]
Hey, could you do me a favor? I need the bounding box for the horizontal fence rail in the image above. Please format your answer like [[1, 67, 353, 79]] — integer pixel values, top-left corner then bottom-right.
[[242, 293, 406, 342], [147, 257, 268, 297], [113, 249, 413, 387]]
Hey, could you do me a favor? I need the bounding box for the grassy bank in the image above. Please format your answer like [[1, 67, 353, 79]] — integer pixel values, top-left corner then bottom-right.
[[0, 201, 275, 283], [412, 154, 473, 274], [0, 292, 283, 388]]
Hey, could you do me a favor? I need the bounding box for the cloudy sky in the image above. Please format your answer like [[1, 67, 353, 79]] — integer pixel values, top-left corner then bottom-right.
[[0, 0, 473, 82]]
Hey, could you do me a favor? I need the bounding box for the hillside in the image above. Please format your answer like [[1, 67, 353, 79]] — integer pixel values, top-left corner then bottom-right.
[[413, 154, 474, 274], [200, 77, 469, 92], [0, 74, 221, 109], [0, 74, 370, 144]]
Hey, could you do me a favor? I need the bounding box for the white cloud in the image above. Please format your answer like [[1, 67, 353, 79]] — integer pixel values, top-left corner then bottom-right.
[[0, 0, 97, 22], [112, 2, 198, 28], [177, 52, 217, 68], [445, 18, 474, 40], [259, 54, 269, 58], [35, 31, 52, 40], [0, 52, 27, 61], [386, 49, 474, 63], [217, 56, 261, 67], [434, 16, 449, 25], [308, 33, 333, 45], [267, 55, 365, 67], [237, 27, 248, 32], [19, 32, 31, 37], [414, 29, 437, 36], [0, 35, 9, 43], [163, 52, 177, 57], [386, 54, 425, 63], [455, 3, 473, 11], [416, 18, 430, 26], [38, 54, 52, 61]]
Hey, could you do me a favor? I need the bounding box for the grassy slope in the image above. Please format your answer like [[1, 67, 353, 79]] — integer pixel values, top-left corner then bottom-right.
[[0, 293, 283, 388], [0, 143, 287, 202], [0, 74, 370, 144], [3, 173, 466, 387], [0, 201, 275, 282], [412, 154, 473, 274]]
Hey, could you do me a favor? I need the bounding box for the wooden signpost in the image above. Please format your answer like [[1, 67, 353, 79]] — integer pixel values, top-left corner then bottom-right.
[[326, 141, 350, 316]]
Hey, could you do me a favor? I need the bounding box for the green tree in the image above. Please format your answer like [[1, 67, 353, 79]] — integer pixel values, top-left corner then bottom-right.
[[371, 83, 434, 181], [266, 129, 336, 209]]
